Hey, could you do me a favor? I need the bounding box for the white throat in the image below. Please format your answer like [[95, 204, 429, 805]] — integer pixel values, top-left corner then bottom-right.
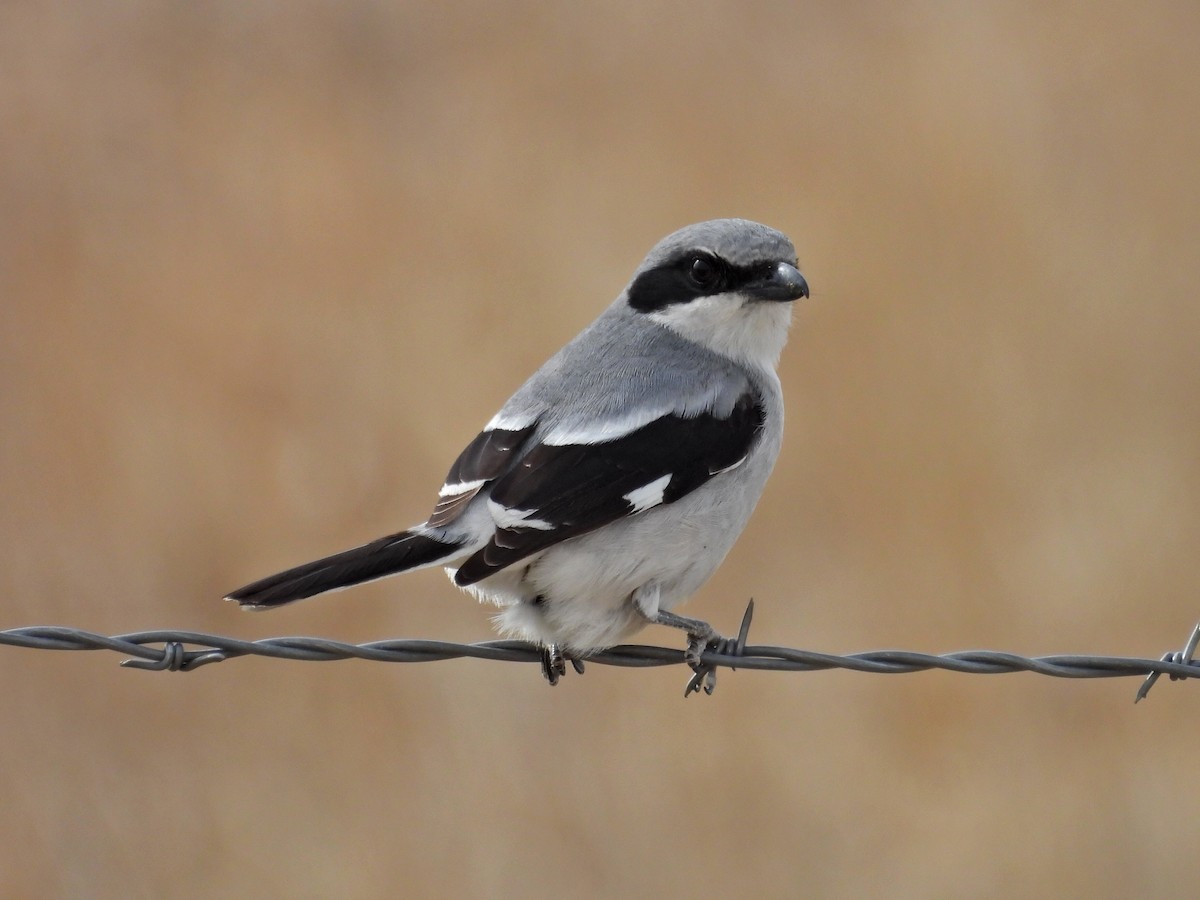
[[648, 294, 794, 370]]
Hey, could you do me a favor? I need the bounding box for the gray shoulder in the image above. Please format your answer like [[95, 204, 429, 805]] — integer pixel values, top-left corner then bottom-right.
[[486, 300, 754, 443]]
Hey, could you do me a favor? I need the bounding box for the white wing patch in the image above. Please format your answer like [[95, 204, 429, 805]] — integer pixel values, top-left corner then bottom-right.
[[542, 407, 666, 447], [709, 455, 747, 476], [541, 380, 747, 448], [623, 473, 673, 514], [439, 478, 486, 498], [488, 499, 555, 531], [485, 410, 537, 432]]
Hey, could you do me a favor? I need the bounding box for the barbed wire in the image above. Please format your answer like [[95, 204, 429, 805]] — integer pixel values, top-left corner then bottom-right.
[[1, 610, 1196, 702]]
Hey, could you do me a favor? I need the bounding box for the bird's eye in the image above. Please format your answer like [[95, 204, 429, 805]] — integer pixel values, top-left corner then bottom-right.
[[688, 256, 720, 290]]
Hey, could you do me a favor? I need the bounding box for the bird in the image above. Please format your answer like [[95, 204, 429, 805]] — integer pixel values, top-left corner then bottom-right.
[[226, 218, 809, 694]]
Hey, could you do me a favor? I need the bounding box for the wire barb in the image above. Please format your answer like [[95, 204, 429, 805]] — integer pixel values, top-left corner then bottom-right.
[[1134, 621, 1200, 703], [119, 641, 227, 671], [1, 622, 1198, 699]]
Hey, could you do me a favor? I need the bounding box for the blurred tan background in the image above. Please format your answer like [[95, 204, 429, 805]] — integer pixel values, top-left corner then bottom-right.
[[3, 1, 1199, 896]]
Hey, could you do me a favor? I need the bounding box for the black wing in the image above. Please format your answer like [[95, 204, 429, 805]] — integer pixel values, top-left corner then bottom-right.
[[427, 423, 538, 527], [453, 392, 765, 586]]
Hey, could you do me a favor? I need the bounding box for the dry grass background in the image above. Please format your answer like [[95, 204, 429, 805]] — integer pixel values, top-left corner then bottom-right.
[[2, 1, 1199, 896]]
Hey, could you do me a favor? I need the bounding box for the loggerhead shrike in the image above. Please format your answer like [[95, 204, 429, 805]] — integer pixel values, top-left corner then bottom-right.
[[227, 218, 809, 694]]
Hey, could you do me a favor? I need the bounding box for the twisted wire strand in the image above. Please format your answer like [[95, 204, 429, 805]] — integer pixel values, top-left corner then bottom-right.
[[1, 620, 1197, 701]]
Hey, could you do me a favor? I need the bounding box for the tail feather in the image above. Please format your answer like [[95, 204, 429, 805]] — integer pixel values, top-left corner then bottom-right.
[[226, 529, 464, 609]]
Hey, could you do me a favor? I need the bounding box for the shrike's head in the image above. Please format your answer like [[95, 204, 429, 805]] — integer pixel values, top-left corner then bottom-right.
[[624, 219, 808, 369]]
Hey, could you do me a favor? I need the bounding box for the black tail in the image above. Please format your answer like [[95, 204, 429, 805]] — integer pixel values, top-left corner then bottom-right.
[[225, 530, 463, 609]]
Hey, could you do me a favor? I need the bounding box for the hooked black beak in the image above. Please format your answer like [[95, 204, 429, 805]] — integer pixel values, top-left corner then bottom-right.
[[749, 261, 809, 302]]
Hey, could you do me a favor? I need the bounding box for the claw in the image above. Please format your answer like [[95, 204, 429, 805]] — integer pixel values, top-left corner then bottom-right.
[[683, 631, 717, 697], [684, 630, 714, 668], [540, 644, 567, 686]]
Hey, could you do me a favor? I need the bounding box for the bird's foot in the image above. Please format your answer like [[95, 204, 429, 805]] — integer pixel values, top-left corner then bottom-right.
[[540, 644, 585, 686], [637, 599, 755, 697], [682, 600, 755, 698]]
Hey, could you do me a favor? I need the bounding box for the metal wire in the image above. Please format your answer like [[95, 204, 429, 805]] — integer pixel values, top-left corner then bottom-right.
[[1, 616, 1196, 702]]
